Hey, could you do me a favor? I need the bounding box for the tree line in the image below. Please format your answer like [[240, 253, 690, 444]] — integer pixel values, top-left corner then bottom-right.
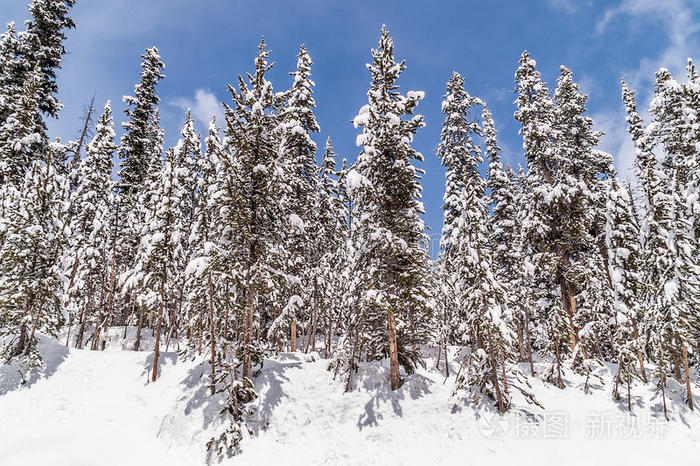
[[0, 0, 697, 457]]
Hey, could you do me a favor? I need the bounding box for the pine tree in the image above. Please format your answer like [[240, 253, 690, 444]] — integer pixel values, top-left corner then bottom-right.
[[0, 155, 67, 366], [314, 138, 348, 356], [183, 116, 222, 392], [118, 47, 165, 199], [276, 44, 321, 352], [342, 26, 433, 390], [646, 68, 699, 411], [606, 178, 646, 408], [218, 37, 287, 380], [622, 73, 695, 416], [514, 52, 575, 383], [436, 73, 512, 412], [65, 102, 116, 349], [0, 65, 45, 186], [127, 150, 187, 381], [0, 0, 75, 129]]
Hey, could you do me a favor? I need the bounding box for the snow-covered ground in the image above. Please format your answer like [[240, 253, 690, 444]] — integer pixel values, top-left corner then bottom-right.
[[1, 330, 698, 465]]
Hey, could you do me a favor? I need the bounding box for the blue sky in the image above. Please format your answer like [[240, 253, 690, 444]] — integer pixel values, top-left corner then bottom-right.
[[4, 0, 699, 249]]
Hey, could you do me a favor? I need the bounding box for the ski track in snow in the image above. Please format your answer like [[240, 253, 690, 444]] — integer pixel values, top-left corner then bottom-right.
[[1, 334, 699, 465]]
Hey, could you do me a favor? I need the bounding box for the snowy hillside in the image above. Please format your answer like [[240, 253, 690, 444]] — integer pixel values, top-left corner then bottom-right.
[[1, 331, 698, 466]]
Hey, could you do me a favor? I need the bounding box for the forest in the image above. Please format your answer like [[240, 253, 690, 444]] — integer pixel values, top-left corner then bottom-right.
[[0, 0, 698, 461]]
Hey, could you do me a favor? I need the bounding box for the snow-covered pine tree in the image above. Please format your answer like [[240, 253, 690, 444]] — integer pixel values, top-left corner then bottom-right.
[[218, 37, 287, 380], [126, 147, 187, 382], [514, 52, 575, 385], [127, 109, 165, 351], [436, 73, 513, 412], [118, 47, 165, 200], [342, 26, 433, 391], [622, 75, 692, 416], [0, 154, 67, 367], [484, 105, 526, 363], [314, 138, 348, 356], [0, 22, 23, 127], [553, 65, 615, 382], [116, 48, 165, 336], [183, 116, 222, 392], [606, 177, 646, 409], [274, 44, 321, 352], [646, 68, 699, 411], [0, 0, 75, 133], [0, 64, 45, 186], [166, 110, 202, 344], [64, 101, 116, 350], [20, 0, 76, 120]]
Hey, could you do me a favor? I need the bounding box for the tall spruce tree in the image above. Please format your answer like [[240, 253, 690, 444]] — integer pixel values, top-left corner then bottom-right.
[[0, 155, 67, 366], [64, 102, 116, 349], [341, 26, 432, 390], [275, 45, 321, 352], [218, 37, 287, 379]]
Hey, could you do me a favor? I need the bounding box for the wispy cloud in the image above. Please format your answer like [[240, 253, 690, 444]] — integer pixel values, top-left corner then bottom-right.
[[592, 0, 699, 177], [170, 89, 225, 131], [545, 0, 592, 15]]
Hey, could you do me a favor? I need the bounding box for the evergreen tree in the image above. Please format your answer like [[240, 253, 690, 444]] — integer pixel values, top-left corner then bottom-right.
[[217, 37, 287, 380], [341, 26, 433, 390], [0, 65, 45, 186], [514, 52, 575, 383], [436, 73, 513, 412], [606, 178, 646, 408], [0, 156, 67, 366], [275, 44, 321, 352], [118, 47, 165, 199], [65, 102, 116, 349]]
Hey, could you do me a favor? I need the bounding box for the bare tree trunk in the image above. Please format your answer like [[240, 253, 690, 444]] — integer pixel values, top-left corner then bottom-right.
[[309, 279, 319, 353], [524, 309, 535, 376], [560, 279, 578, 351], [387, 308, 400, 390], [12, 322, 28, 359], [242, 285, 254, 379], [208, 276, 217, 396], [91, 286, 106, 351], [444, 337, 450, 378], [75, 299, 89, 349], [123, 296, 135, 340], [134, 302, 146, 351], [487, 329, 505, 414], [682, 341, 694, 410], [290, 321, 297, 352], [152, 282, 165, 382], [69, 95, 95, 170], [100, 237, 118, 349], [555, 338, 564, 389], [632, 318, 647, 383]]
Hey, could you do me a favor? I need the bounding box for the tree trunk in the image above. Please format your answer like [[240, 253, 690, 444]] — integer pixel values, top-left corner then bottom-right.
[[555, 338, 564, 389], [487, 329, 505, 414], [560, 279, 578, 351], [632, 318, 647, 383], [75, 299, 89, 349], [387, 308, 400, 390], [208, 275, 217, 396], [152, 282, 165, 382], [524, 309, 535, 376], [134, 302, 145, 351], [309, 279, 319, 353], [682, 340, 694, 410], [290, 321, 297, 352], [242, 284, 254, 379]]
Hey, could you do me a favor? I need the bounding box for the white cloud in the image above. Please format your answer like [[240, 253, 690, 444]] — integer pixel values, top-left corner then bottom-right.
[[593, 0, 699, 177], [546, 0, 592, 15], [170, 89, 225, 130]]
